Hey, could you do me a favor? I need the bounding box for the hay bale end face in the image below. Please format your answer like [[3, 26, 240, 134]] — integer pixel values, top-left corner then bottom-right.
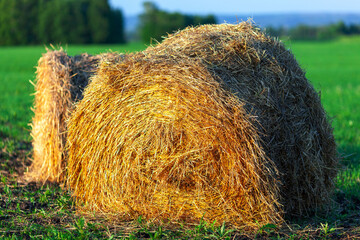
[[67, 22, 337, 228], [27, 49, 101, 183]]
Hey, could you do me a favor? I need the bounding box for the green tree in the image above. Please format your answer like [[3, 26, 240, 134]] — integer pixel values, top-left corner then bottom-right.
[[15, 0, 39, 44], [108, 8, 126, 43], [289, 25, 318, 40], [139, 2, 159, 43], [265, 26, 287, 38], [38, 0, 55, 44], [0, 0, 39, 45], [0, 0, 17, 45], [68, 0, 91, 43], [0, 0, 125, 45], [139, 2, 216, 44], [334, 21, 348, 35], [38, 0, 92, 44], [87, 0, 111, 43], [52, 0, 73, 43], [348, 24, 360, 35], [191, 14, 217, 25]]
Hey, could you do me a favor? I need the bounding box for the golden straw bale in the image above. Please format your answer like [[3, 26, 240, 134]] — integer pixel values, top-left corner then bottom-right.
[[27, 49, 102, 183], [66, 22, 337, 228]]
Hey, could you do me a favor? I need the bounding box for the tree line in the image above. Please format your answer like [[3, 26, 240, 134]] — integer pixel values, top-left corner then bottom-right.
[[0, 0, 125, 45], [139, 2, 216, 43], [266, 21, 360, 41], [0, 0, 216, 46], [2, 0, 359, 46]]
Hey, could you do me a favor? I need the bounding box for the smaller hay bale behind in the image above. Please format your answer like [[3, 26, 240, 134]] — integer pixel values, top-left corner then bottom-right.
[[27, 49, 102, 183]]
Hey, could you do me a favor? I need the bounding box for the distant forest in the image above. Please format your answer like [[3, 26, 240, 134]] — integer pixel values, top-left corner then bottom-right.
[[266, 21, 360, 41], [138, 2, 216, 43], [1, 0, 360, 46], [0, 0, 125, 45], [0, 0, 215, 46]]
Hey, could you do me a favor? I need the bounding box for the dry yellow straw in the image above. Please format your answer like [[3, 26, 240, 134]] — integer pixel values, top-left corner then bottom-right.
[[66, 22, 337, 229]]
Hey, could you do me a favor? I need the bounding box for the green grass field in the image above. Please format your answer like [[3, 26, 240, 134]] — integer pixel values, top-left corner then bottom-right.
[[289, 37, 360, 199], [0, 37, 359, 239]]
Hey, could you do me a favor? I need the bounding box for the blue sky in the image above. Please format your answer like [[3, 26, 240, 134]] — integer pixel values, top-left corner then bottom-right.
[[110, 0, 360, 16]]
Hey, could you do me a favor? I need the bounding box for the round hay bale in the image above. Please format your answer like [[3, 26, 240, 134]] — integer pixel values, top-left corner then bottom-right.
[[27, 49, 102, 183], [66, 22, 337, 228]]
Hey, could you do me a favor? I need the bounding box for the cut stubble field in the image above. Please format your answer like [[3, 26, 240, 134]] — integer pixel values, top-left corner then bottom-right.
[[0, 37, 359, 239]]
